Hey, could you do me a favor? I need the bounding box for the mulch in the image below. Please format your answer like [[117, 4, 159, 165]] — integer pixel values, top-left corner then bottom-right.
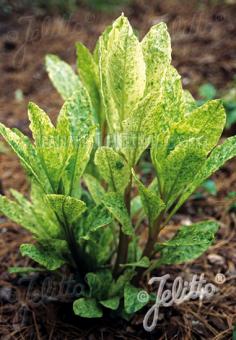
[[0, 0, 236, 339]]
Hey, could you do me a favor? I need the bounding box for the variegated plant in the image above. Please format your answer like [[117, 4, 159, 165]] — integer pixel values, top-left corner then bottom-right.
[[1, 15, 236, 318]]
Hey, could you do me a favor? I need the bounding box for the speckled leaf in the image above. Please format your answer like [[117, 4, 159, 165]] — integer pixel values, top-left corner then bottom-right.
[[81, 205, 112, 239], [93, 24, 112, 64], [102, 192, 134, 236], [0, 195, 40, 237], [156, 221, 219, 265], [20, 243, 65, 270], [45, 54, 83, 100], [28, 102, 72, 193], [174, 135, 236, 214], [184, 100, 226, 153], [100, 296, 120, 310], [183, 90, 197, 112], [58, 88, 94, 140], [83, 174, 105, 204], [0, 123, 49, 189], [161, 138, 206, 206], [8, 267, 45, 274], [121, 94, 155, 166], [120, 256, 150, 268], [99, 15, 146, 130], [86, 270, 113, 299], [76, 42, 101, 124], [47, 194, 86, 225], [132, 170, 165, 224], [73, 298, 103, 318], [109, 269, 135, 297], [57, 94, 95, 196], [124, 283, 149, 314], [94, 147, 130, 194], [142, 22, 171, 94], [97, 29, 119, 131], [160, 65, 185, 126]]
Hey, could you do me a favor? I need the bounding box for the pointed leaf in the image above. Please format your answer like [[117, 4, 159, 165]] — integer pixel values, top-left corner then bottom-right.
[[83, 174, 105, 204], [94, 147, 130, 194], [28, 102, 72, 192], [76, 42, 101, 124], [174, 135, 236, 214], [161, 138, 206, 205], [47, 194, 86, 225], [20, 244, 65, 270], [124, 283, 149, 314], [45, 54, 82, 100], [142, 22, 171, 94], [82, 205, 112, 239], [57, 94, 95, 196], [86, 270, 113, 299], [184, 100, 226, 153], [102, 192, 134, 236], [156, 221, 219, 265], [99, 15, 145, 130], [100, 296, 120, 310], [73, 298, 103, 318], [120, 256, 150, 268], [132, 170, 165, 224]]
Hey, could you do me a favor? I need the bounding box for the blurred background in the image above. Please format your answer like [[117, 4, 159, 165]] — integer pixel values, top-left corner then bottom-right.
[[1, 0, 236, 193], [0, 1, 236, 338]]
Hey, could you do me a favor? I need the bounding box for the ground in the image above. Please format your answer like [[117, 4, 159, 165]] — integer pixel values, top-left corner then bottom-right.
[[0, 0, 236, 339]]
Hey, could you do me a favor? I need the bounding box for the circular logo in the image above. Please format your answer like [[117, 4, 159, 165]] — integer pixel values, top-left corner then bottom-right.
[[137, 290, 149, 303], [215, 273, 226, 285]]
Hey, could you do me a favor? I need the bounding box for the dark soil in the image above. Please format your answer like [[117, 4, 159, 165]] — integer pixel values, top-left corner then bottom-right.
[[0, 0, 236, 339]]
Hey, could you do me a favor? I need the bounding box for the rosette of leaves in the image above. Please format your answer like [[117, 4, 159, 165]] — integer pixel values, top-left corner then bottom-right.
[[1, 15, 236, 319]]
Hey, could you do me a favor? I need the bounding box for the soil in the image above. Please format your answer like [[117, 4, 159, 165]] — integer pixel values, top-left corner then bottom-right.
[[0, 0, 236, 339]]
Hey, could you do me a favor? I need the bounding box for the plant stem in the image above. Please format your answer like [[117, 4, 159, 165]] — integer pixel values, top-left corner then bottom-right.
[[113, 177, 132, 277], [143, 213, 163, 258]]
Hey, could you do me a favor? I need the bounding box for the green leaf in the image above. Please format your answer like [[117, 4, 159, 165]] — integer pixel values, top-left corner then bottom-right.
[[45, 54, 82, 100], [86, 270, 113, 299], [201, 179, 217, 196], [124, 283, 149, 314], [100, 296, 120, 310], [156, 221, 219, 265], [0, 193, 58, 239], [184, 100, 226, 154], [233, 324, 236, 340], [73, 298, 103, 318], [121, 94, 154, 166], [86, 226, 114, 266], [28, 102, 72, 193], [57, 86, 94, 140], [57, 93, 95, 196], [82, 205, 112, 239], [76, 42, 101, 124], [20, 244, 65, 270], [99, 15, 145, 130], [102, 192, 134, 236], [199, 83, 217, 100], [120, 256, 150, 268], [183, 90, 197, 112], [132, 170, 165, 224], [47, 194, 86, 225], [142, 22, 171, 94], [0, 123, 48, 189], [130, 195, 143, 218], [162, 138, 205, 205], [174, 135, 236, 214], [83, 174, 105, 204], [109, 269, 135, 297], [94, 147, 130, 194], [8, 267, 45, 274]]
